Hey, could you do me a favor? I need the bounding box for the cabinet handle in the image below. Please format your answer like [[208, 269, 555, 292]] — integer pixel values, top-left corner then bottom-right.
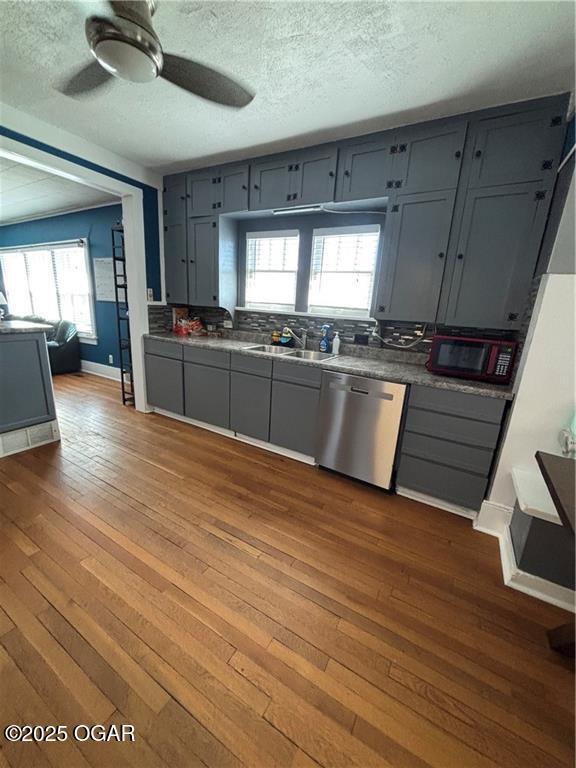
[[254, 184, 259, 189], [189, 259, 195, 263], [457, 253, 464, 260], [386, 181, 393, 189], [474, 150, 482, 158], [344, 170, 350, 177], [507, 312, 518, 321], [454, 150, 462, 158], [378, 305, 386, 312], [438, 252, 445, 259], [212, 295, 217, 301], [242, 184, 248, 190], [328, 171, 335, 177], [179, 196, 186, 201], [180, 259, 186, 263]]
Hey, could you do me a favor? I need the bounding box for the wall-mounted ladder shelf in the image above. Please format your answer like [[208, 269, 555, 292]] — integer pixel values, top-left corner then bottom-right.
[[111, 224, 134, 406]]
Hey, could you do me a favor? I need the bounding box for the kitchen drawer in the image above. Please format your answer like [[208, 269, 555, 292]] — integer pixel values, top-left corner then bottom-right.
[[404, 407, 502, 449], [144, 337, 183, 360], [408, 385, 506, 423], [401, 431, 494, 475], [273, 360, 322, 388], [230, 353, 272, 377], [183, 346, 230, 369], [396, 454, 489, 510]]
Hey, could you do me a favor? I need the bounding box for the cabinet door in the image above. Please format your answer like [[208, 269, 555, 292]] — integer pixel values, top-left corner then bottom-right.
[[145, 354, 184, 414], [250, 157, 292, 210], [184, 362, 230, 428], [218, 164, 249, 212], [230, 371, 271, 441], [187, 170, 217, 216], [187, 217, 218, 306], [445, 182, 550, 329], [392, 120, 467, 194], [163, 175, 187, 226], [291, 146, 338, 206], [164, 222, 188, 304], [373, 190, 456, 322], [336, 134, 395, 202], [468, 109, 565, 189], [270, 381, 319, 455]]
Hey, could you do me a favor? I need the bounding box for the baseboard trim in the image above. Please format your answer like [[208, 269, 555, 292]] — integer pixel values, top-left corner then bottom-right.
[[152, 408, 316, 465], [80, 361, 122, 381], [474, 499, 513, 537], [396, 487, 476, 520], [499, 526, 575, 613]]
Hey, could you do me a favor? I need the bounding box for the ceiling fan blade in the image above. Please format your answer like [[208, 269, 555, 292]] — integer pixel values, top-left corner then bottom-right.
[[59, 60, 115, 97], [161, 53, 254, 108]]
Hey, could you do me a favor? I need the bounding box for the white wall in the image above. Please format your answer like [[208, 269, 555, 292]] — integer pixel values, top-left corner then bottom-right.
[[484, 177, 575, 512], [0, 103, 161, 189]]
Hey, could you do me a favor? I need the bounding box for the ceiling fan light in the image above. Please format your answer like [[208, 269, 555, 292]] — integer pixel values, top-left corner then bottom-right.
[[93, 40, 158, 83]]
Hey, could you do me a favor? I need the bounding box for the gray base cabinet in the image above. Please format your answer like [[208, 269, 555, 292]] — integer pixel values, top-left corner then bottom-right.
[[269, 361, 322, 455], [184, 362, 230, 428], [396, 385, 506, 511], [230, 371, 271, 441], [145, 353, 184, 415]]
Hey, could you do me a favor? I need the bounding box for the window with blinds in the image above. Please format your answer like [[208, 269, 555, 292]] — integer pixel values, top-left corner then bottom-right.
[[0, 241, 97, 338], [245, 230, 299, 310], [308, 225, 380, 316]]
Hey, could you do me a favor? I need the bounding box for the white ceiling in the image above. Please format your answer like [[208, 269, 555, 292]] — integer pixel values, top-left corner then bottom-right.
[[0, 159, 117, 225], [1, 1, 574, 174]]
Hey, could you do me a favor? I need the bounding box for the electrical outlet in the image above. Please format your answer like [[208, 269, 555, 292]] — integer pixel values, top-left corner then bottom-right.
[[223, 319, 233, 329], [108, 354, 114, 365], [147, 288, 154, 301]]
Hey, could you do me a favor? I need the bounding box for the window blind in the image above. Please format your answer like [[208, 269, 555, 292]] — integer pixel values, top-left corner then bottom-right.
[[245, 230, 299, 310], [308, 225, 380, 316], [0, 240, 96, 337]]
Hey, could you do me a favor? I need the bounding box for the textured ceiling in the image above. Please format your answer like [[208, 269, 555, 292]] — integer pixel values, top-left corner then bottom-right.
[[0, 1, 574, 173], [0, 159, 117, 224]]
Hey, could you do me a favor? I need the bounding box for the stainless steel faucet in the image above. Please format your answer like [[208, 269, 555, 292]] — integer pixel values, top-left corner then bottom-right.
[[284, 326, 307, 349]]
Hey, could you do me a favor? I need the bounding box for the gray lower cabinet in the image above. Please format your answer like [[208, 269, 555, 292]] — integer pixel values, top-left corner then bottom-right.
[[443, 182, 550, 329], [269, 361, 322, 455], [230, 370, 271, 441], [184, 362, 230, 428], [144, 352, 184, 414], [373, 189, 456, 322], [0, 332, 56, 434], [396, 385, 506, 511]]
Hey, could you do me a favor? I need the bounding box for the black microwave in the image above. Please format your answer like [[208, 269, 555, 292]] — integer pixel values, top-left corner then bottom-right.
[[426, 335, 517, 384]]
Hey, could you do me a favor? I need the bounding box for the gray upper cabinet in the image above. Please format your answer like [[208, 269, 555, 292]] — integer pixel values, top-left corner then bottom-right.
[[467, 108, 566, 189], [392, 120, 467, 194], [335, 133, 395, 202], [291, 146, 338, 206], [145, 353, 184, 414], [373, 189, 456, 322], [163, 174, 187, 226], [164, 222, 188, 304], [187, 170, 215, 216], [444, 182, 550, 329], [250, 156, 293, 210], [187, 217, 218, 306], [219, 164, 249, 212]]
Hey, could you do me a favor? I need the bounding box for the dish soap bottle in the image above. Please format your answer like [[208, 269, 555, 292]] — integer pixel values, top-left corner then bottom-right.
[[319, 324, 333, 353], [332, 331, 341, 355]]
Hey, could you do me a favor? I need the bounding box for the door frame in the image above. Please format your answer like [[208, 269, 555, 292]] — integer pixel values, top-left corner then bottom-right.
[[0, 130, 160, 412]]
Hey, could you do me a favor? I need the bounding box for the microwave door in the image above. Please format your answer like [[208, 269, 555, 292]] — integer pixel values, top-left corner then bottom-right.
[[436, 341, 488, 374]]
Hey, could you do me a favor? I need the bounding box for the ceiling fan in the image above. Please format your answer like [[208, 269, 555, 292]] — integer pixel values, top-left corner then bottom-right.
[[59, 0, 254, 107]]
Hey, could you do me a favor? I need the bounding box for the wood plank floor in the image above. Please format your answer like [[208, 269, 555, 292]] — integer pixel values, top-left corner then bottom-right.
[[0, 372, 573, 768]]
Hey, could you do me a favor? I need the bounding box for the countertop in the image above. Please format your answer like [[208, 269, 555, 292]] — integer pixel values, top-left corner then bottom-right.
[[535, 452, 575, 533], [0, 320, 53, 334], [145, 333, 514, 400]]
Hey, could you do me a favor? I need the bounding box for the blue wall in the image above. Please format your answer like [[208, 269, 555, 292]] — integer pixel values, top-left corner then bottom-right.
[[0, 204, 123, 366]]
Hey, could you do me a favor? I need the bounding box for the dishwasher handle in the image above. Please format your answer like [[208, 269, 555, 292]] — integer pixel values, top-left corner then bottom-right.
[[329, 381, 395, 401]]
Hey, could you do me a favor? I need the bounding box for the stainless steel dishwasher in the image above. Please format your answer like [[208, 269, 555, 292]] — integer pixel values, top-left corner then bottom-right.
[[316, 372, 406, 489]]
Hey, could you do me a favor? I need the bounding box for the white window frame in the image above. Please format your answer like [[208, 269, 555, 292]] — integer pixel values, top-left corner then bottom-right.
[[0, 238, 98, 342], [244, 229, 300, 312], [308, 223, 381, 318]]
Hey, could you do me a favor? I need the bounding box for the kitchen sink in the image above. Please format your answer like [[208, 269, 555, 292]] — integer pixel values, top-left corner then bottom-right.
[[287, 349, 336, 361], [245, 345, 293, 355]]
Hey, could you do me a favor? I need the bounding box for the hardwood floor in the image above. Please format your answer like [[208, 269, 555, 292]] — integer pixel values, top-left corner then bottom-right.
[[0, 372, 573, 768]]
